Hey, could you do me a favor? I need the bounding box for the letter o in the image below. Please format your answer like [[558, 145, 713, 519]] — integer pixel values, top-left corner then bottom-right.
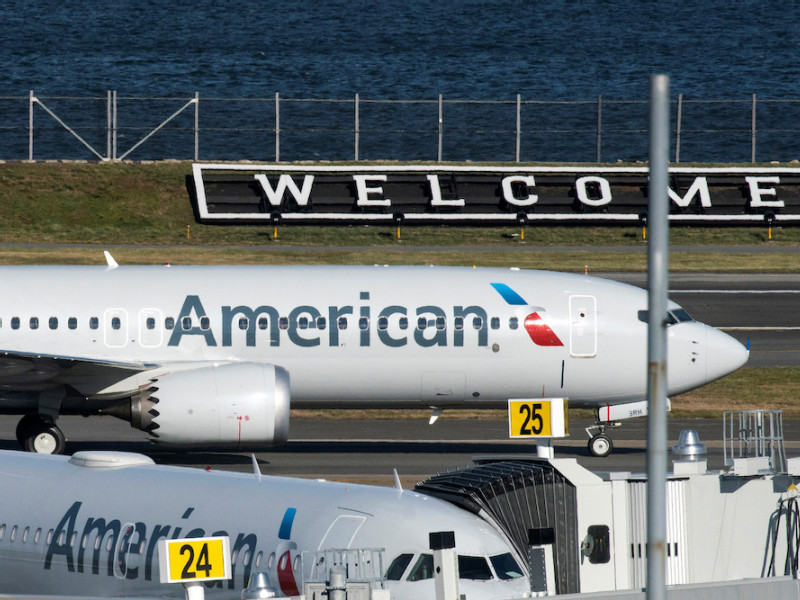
[[575, 176, 612, 207]]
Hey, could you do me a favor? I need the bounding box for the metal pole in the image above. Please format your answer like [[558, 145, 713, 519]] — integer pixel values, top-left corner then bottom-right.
[[675, 93, 683, 164], [515, 94, 521, 163], [438, 94, 443, 163], [112, 90, 117, 161], [354, 93, 359, 161], [194, 92, 199, 161], [275, 92, 280, 162], [107, 90, 112, 160], [751, 93, 757, 163], [596, 94, 602, 163], [646, 73, 670, 600], [28, 90, 34, 161]]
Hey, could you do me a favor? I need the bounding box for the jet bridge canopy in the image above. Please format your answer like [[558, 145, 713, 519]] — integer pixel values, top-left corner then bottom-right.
[[415, 459, 580, 594]]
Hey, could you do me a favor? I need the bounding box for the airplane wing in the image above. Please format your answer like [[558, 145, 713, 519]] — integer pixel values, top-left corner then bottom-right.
[[0, 350, 153, 395]]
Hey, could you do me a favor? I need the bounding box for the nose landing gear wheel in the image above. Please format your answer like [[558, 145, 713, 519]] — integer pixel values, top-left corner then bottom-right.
[[588, 434, 613, 458]]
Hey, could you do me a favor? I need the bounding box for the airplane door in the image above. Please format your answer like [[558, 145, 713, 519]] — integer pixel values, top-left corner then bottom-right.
[[138, 309, 163, 348], [569, 295, 597, 357], [104, 308, 129, 348], [318, 515, 367, 550]]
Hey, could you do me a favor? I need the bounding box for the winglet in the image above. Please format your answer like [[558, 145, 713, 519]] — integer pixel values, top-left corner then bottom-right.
[[251, 454, 262, 482], [429, 408, 443, 425], [104, 251, 119, 270], [393, 468, 403, 491]]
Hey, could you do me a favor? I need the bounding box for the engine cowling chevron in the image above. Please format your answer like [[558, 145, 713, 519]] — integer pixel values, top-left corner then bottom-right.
[[133, 363, 290, 448]]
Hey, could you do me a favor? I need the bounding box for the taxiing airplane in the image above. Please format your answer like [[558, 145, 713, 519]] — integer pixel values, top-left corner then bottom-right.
[[0, 263, 748, 456], [0, 449, 531, 599]]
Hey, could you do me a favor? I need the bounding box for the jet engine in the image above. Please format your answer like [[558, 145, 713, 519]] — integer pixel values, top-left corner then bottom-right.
[[129, 362, 290, 448]]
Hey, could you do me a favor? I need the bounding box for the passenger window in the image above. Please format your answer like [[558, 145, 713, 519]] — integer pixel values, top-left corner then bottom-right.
[[359, 317, 369, 330], [112, 317, 121, 330], [407, 554, 434, 581], [298, 316, 309, 329], [29, 317, 39, 330], [34, 528, 41, 544], [200, 316, 210, 330], [255, 551, 263, 568], [417, 317, 427, 330], [258, 317, 268, 330], [22, 527, 29, 543], [491, 317, 500, 330], [10, 526, 16, 542], [399, 316, 408, 330], [472, 317, 483, 330], [49, 317, 58, 330], [316, 316, 327, 330], [146, 317, 156, 330], [435, 316, 446, 331], [509, 317, 518, 330], [386, 553, 414, 580], [279, 317, 289, 330], [238, 317, 248, 330], [90, 317, 99, 330], [0, 523, 5, 540], [458, 555, 493, 580], [11, 317, 19, 330], [68, 317, 77, 330], [164, 317, 175, 330], [182, 317, 193, 330], [377, 316, 389, 331], [337, 316, 348, 330]]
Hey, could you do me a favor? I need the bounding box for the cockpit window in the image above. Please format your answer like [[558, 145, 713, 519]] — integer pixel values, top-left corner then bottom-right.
[[637, 309, 695, 326], [386, 553, 414, 581], [407, 554, 433, 581], [458, 555, 493, 580], [490, 553, 524, 580]]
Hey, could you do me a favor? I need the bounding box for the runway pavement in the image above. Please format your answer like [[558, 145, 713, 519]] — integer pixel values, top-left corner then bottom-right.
[[1, 414, 798, 488]]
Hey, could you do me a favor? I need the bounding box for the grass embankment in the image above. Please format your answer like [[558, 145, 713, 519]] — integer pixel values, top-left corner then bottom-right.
[[0, 161, 797, 417]]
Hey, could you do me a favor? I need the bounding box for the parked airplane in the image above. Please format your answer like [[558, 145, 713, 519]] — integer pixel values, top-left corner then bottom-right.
[[0, 448, 530, 599], [0, 263, 747, 457]]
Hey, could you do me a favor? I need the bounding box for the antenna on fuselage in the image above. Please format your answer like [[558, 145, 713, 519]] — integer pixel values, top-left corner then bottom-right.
[[104, 251, 119, 270]]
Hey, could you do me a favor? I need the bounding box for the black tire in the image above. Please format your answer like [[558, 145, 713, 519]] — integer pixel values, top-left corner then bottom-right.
[[588, 434, 613, 458], [15, 415, 43, 447], [23, 422, 66, 454]]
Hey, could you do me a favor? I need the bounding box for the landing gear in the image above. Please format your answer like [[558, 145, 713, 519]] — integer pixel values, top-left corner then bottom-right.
[[15, 415, 66, 454], [585, 416, 621, 458]]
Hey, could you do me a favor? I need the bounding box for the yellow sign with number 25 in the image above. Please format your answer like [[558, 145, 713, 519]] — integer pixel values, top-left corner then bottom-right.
[[507, 399, 568, 439]]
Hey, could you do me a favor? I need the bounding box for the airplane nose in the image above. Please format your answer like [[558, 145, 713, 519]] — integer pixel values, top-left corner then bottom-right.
[[703, 324, 749, 383]]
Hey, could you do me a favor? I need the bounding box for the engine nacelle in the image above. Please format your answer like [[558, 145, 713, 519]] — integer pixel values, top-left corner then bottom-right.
[[132, 362, 290, 448]]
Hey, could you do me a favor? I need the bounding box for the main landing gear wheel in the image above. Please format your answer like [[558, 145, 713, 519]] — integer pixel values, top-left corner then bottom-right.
[[16, 416, 66, 454], [588, 435, 613, 458]]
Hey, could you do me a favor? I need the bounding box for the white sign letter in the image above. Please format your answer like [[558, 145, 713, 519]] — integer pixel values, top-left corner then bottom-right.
[[668, 176, 711, 208], [501, 176, 538, 207], [354, 175, 391, 207], [575, 176, 612, 207], [746, 176, 783, 208], [253, 174, 315, 207], [427, 175, 465, 207]]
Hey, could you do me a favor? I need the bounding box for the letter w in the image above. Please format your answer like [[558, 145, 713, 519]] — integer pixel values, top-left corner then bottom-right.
[[254, 174, 315, 207]]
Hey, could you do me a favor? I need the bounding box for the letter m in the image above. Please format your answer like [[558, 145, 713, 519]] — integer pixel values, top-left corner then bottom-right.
[[668, 177, 711, 208], [254, 174, 314, 208]]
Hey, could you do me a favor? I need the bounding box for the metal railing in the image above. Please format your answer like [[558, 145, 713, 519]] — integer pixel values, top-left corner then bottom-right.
[[4, 91, 800, 163]]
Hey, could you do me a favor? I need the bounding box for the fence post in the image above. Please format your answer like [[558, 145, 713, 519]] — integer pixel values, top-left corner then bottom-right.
[[112, 90, 117, 161], [28, 90, 34, 161], [106, 91, 112, 160], [275, 92, 280, 163], [515, 94, 521, 163], [194, 92, 199, 162], [751, 93, 757, 163], [438, 94, 443, 163], [596, 94, 602, 163], [354, 93, 359, 161], [675, 93, 683, 164]]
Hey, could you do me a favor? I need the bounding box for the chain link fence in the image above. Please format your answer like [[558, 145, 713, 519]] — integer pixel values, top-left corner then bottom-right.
[[3, 91, 800, 163]]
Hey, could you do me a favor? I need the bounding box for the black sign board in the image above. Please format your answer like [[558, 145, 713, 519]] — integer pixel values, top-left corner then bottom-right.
[[189, 164, 800, 225]]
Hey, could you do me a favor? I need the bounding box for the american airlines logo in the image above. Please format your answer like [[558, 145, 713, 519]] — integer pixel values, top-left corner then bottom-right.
[[189, 164, 800, 226], [167, 285, 563, 348]]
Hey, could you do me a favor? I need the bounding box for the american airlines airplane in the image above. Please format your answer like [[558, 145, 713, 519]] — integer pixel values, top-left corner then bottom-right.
[[0, 449, 531, 599], [0, 262, 748, 457]]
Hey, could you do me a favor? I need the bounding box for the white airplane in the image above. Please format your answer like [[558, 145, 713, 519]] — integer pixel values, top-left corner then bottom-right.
[[0, 262, 748, 457], [0, 448, 531, 599]]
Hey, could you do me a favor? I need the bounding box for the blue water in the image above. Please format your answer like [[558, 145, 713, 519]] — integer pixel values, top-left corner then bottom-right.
[[3, 1, 800, 162]]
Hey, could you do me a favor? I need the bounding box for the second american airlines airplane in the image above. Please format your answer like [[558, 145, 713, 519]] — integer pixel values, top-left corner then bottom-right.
[[0, 262, 748, 456]]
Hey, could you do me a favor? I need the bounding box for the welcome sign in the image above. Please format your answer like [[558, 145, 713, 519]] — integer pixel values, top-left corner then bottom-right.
[[189, 164, 800, 225]]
